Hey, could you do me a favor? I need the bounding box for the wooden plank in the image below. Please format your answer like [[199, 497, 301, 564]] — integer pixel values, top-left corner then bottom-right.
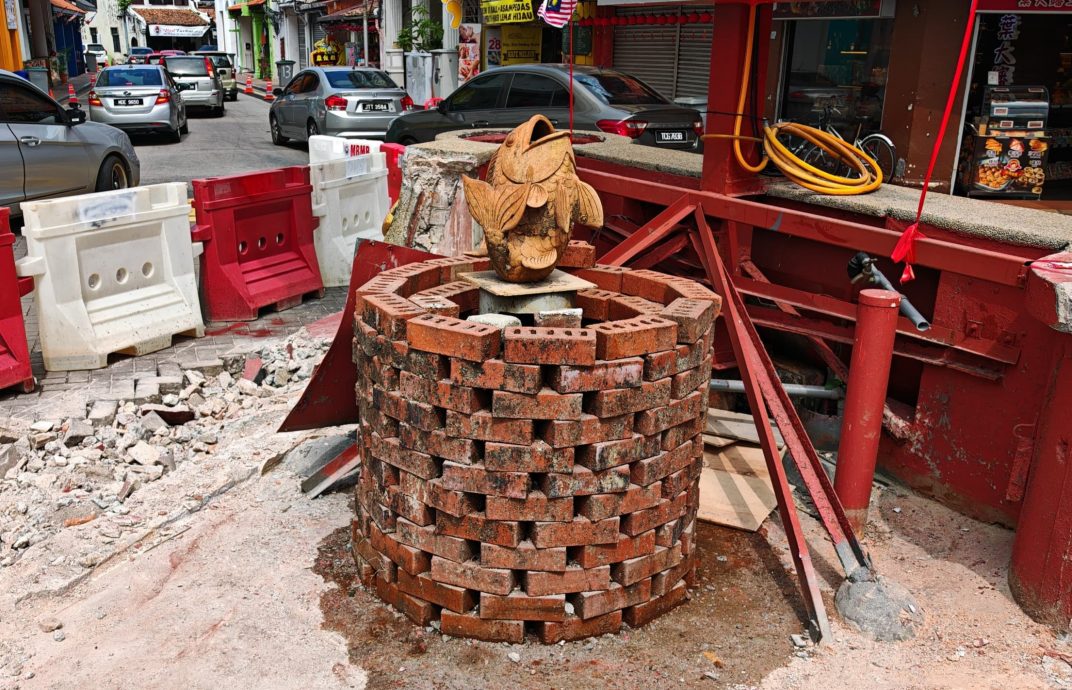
[[702, 434, 736, 449], [703, 444, 769, 478], [697, 467, 777, 532], [457, 269, 595, 296], [705, 408, 785, 448]]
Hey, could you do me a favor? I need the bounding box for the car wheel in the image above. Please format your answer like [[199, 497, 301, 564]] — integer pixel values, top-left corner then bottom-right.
[[180, 117, 189, 135], [270, 114, 288, 145], [307, 119, 319, 139], [167, 126, 182, 143], [95, 155, 130, 192], [216, 102, 226, 117]]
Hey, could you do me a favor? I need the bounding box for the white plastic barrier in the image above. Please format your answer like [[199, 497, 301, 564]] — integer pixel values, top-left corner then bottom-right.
[[308, 135, 382, 164], [16, 183, 205, 371], [309, 152, 390, 287]]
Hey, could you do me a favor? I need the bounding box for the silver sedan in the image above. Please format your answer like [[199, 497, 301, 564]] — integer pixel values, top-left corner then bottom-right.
[[87, 64, 189, 142], [269, 67, 412, 144], [0, 69, 140, 216]]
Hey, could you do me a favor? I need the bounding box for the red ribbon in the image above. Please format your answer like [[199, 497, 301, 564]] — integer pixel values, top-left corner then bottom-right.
[[893, 0, 979, 283]]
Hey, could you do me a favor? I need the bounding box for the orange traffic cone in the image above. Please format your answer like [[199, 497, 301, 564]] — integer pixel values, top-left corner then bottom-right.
[[67, 82, 78, 105], [244, 75, 253, 95], [264, 78, 274, 101]]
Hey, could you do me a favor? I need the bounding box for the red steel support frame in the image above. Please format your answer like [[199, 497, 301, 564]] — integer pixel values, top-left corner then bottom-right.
[[834, 290, 901, 532]]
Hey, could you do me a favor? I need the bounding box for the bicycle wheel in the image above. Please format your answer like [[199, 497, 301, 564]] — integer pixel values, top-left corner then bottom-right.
[[858, 134, 897, 182], [802, 143, 849, 177]]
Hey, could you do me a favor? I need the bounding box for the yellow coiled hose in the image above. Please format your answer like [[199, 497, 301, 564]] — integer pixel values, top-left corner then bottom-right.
[[703, 4, 883, 196]]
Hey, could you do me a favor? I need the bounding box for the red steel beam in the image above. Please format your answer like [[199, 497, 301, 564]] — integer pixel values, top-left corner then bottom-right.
[[599, 196, 696, 266]]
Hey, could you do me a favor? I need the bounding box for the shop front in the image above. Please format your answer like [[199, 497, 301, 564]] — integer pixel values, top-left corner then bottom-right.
[[316, 0, 380, 68], [130, 6, 211, 53], [227, 0, 272, 77]]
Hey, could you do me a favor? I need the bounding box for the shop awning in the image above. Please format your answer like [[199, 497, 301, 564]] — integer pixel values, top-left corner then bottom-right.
[[318, 0, 380, 23], [130, 6, 210, 31], [227, 0, 266, 13], [50, 0, 86, 17]]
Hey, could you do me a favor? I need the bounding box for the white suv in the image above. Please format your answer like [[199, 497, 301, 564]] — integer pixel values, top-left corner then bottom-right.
[[84, 43, 108, 69]]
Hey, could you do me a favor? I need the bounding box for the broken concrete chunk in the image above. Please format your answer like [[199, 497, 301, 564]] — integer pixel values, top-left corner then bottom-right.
[[186, 359, 224, 377], [235, 379, 263, 397], [467, 313, 522, 329], [217, 371, 234, 389], [127, 441, 161, 466], [86, 400, 118, 427], [140, 412, 168, 435], [534, 308, 583, 328], [0, 416, 29, 444], [62, 419, 94, 447], [184, 369, 206, 387], [30, 432, 57, 450], [37, 617, 62, 633], [30, 420, 56, 433], [138, 404, 194, 426]]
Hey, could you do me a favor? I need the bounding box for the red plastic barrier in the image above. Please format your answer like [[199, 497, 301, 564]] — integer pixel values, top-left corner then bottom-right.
[[192, 166, 323, 322], [382, 143, 405, 205], [0, 208, 35, 393]]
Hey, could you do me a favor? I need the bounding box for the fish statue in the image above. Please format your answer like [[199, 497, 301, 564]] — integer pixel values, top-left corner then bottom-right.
[[461, 115, 604, 283]]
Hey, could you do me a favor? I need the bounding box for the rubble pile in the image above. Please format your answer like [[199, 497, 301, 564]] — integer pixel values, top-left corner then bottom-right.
[[0, 328, 330, 569]]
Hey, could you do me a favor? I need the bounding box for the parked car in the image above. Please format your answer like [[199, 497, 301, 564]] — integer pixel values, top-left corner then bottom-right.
[[269, 67, 412, 144], [127, 47, 154, 64], [163, 55, 224, 116], [87, 64, 189, 142], [146, 50, 186, 65], [192, 51, 237, 101], [385, 65, 703, 151], [84, 43, 109, 68], [0, 69, 140, 216]]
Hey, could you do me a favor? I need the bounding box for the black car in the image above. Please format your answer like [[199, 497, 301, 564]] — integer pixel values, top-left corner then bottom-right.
[[385, 65, 702, 151]]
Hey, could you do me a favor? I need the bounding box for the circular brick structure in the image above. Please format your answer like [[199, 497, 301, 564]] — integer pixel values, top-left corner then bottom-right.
[[350, 243, 721, 643]]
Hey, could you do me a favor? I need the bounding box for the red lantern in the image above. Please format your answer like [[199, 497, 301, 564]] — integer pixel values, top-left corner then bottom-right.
[[655, 14, 667, 24], [686, 12, 699, 23], [667, 13, 680, 24], [628, 15, 638, 24], [610, 16, 621, 25], [596, 17, 608, 27], [700, 11, 712, 23]]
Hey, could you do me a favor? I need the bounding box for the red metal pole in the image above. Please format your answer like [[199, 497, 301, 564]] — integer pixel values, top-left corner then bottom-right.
[[834, 289, 901, 532]]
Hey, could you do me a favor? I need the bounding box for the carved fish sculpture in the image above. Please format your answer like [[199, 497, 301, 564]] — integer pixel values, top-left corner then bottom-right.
[[462, 115, 604, 282]]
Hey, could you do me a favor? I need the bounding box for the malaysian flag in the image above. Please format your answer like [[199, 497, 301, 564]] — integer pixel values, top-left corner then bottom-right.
[[537, 0, 576, 28]]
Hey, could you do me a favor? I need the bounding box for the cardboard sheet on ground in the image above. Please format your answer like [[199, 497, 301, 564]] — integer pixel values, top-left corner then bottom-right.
[[698, 443, 778, 532], [705, 408, 785, 448]]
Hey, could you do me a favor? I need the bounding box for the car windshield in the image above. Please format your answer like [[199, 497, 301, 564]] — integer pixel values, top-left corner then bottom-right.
[[324, 70, 397, 89], [165, 57, 208, 76], [205, 55, 233, 68], [87, 44, 106, 52], [97, 68, 163, 87], [131, 47, 152, 54], [574, 72, 668, 106]]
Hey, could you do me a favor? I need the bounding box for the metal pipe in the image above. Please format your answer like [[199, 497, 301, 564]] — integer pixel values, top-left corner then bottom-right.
[[834, 289, 901, 532], [709, 378, 844, 400], [847, 252, 931, 331]]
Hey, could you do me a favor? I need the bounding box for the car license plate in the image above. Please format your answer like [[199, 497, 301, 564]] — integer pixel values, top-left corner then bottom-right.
[[361, 101, 390, 112], [657, 130, 686, 143], [115, 98, 142, 106]]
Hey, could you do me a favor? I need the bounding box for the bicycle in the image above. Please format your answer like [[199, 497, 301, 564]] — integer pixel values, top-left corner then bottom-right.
[[789, 105, 898, 182]]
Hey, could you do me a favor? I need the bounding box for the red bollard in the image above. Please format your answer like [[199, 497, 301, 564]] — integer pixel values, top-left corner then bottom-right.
[[833, 289, 901, 532], [381, 143, 405, 204]]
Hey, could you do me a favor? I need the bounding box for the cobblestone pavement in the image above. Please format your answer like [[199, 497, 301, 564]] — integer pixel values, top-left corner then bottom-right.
[[3, 233, 346, 421]]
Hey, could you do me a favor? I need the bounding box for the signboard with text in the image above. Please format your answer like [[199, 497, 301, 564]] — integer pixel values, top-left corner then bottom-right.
[[500, 24, 541, 65], [772, 1, 893, 19], [481, 0, 534, 24], [977, 0, 1072, 11], [149, 24, 209, 37]]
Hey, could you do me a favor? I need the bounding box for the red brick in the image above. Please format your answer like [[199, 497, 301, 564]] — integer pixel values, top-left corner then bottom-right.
[[479, 591, 566, 621], [575, 492, 624, 521], [394, 348, 449, 380], [486, 491, 574, 522], [571, 580, 652, 619], [356, 274, 408, 300], [395, 517, 475, 562], [635, 391, 706, 435], [576, 530, 657, 568], [621, 493, 689, 536], [608, 294, 664, 321], [586, 378, 671, 418], [404, 398, 445, 431], [665, 278, 722, 306], [445, 410, 534, 444], [386, 485, 434, 525], [430, 556, 515, 595], [661, 415, 704, 451], [503, 326, 597, 366], [572, 265, 628, 292], [593, 316, 678, 360], [623, 580, 687, 628], [400, 424, 478, 464], [397, 569, 476, 613], [574, 288, 618, 321], [398, 369, 436, 404], [557, 240, 596, 269], [531, 517, 620, 548], [631, 440, 698, 486], [533, 308, 583, 329], [484, 441, 574, 473], [543, 414, 633, 448], [661, 297, 717, 344], [440, 461, 530, 498], [481, 540, 567, 571], [436, 511, 523, 547], [362, 293, 426, 339], [492, 388, 583, 420], [542, 464, 631, 498], [576, 434, 660, 472], [369, 432, 438, 479], [407, 313, 501, 362], [643, 333, 712, 381], [411, 280, 480, 312], [354, 536, 396, 581], [621, 269, 678, 305], [440, 610, 525, 643], [423, 478, 479, 517], [420, 257, 480, 283], [525, 565, 611, 596], [537, 611, 622, 643], [373, 576, 435, 626], [380, 262, 443, 295], [670, 362, 710, 399], [612, 543, 683, 586], [399, 371, 488, 414], [449, 358, 542, 394], [409, 296, 462, 319], [660, 467, 695, 500], [370, 523, 431, 574], [548, 357, 644, 394]]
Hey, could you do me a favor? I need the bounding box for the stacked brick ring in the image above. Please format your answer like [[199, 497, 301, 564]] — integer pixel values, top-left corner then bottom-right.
[[351, 241, 722, 643]]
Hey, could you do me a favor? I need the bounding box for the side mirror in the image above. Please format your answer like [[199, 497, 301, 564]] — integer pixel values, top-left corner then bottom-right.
[[273, 87, 283, 96], [437, 100, 448, 115], [67, 106, 86, 125]]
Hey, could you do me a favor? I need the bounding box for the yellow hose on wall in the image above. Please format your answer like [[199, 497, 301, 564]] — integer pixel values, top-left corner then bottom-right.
[[703, 3, 883, 195]]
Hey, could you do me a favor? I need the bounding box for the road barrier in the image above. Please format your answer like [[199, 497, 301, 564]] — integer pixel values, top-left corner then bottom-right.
[[0, 208, 35, 392], [264, 78, 274, 101], [245, 75, 253, 95], [309, 152, 390, 286], [382, 143, 405, 204], [192, 166, 323, 321], [16, 184, 205, 371], [308, 135, 382, 164]]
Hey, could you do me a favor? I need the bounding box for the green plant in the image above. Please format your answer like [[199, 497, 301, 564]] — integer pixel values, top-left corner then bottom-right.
[[396, 6, 443, 53]]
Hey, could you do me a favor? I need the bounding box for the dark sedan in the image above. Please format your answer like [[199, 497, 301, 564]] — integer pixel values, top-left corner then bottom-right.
[[385, 65, 703, 151]]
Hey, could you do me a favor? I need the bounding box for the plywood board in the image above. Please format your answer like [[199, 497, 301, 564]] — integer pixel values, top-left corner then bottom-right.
[[703, 444, 769, 479], [457, 269, 595, 296], [705, 408, 785, 448], [697, 467, 777, 532], [702, 434, 736, 449]]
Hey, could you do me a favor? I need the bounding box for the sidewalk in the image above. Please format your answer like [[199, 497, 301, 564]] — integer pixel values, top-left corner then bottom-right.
[[236, 72, 276, 102], [53, 71, 92, 105]]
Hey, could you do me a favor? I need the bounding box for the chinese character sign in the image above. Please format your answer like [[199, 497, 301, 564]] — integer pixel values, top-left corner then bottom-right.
[[992, 14, 1020, 85]]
